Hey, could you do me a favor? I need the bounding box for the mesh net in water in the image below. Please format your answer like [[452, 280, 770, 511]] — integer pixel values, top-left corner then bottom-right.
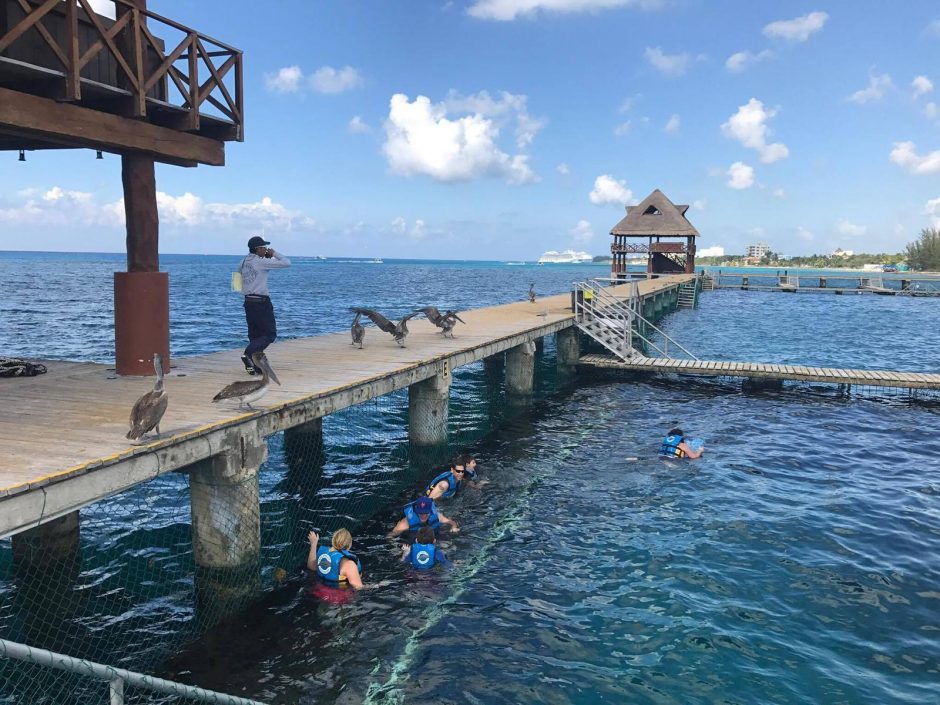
[[0, 339, 567, 704]]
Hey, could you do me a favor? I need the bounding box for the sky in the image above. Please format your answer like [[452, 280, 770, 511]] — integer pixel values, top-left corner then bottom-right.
[[2, 0, 940, 259]]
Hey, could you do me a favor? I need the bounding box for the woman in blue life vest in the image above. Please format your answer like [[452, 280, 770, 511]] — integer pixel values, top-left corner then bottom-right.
[[307, 528, 364, 589], [400, 526, 452, 570], [388, 496, 459, 538], [659, 427, 703, 459]]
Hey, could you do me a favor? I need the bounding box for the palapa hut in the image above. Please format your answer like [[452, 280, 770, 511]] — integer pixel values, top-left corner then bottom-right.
[[610, 189, 699, 277]]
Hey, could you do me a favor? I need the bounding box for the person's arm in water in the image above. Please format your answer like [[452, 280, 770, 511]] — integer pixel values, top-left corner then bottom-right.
[[256, 247, 291, 269], [677, 440, 703, 459], [436, 510, 459, 533], [426, 479, 450, 501], [435, 550, 453, 569], [340, 557, 364, 590], [388, 517, 410, 539], [399, 544, 412, 563], [306, 531, 320, 571]]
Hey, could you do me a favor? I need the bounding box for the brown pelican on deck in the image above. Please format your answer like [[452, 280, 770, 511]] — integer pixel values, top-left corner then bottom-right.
[[127, 353, 168, 441], [415, 306, 465, 338], [212, 352, 281, 409], [351, 311, 365, 349], [528, 283, 536, 303], [350, 307, 419, 347]]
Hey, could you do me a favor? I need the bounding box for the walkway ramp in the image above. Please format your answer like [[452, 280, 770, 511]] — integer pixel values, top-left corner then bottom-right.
[[579, 354, 940, 390]]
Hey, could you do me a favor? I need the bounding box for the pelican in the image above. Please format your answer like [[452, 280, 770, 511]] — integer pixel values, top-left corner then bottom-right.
[[415, 306, 465, 338], [212, 352, 281, 409], [350, 307, 419, 347], [528, 283, 536, 303], [127, 353, 168, 441], [351, 312, 365, 349]]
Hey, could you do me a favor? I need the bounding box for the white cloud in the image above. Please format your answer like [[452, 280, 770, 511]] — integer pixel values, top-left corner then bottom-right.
[[557, 162, 570, 175], [382, 93, 536, 184], [846, 72, 894, 104], [0, 188, 315, 231], [664, 114, 680, 134], [763, 11, 828, 42], [265, 66, 304, 94], [726, 161, 755, 189], [925, 102, 939, 120], [570, 219, 594, 243], [926, 197, 940, 228], [411, 219, 428, 239], [310, 66, 362, 94], [589, 175, 634, 206], [698, 245, 724, 257], [912, 76, 934, 98], [619, 95, 640, 113], [796, 226, 814, 241], [442, 90, 544, 148], [348, 116, 372, 134], [721, 99, 789, 164], [390, 216, 407, 234], [889, 141, 940, 175], [692, 199, 706, 210], [773, 188, 786, 199], [466, 0, 660, 21], [725, 50, 773, 73], [644, 47, 690, 77], [836, 219, 866, 236], [613, 121, 632, 136]]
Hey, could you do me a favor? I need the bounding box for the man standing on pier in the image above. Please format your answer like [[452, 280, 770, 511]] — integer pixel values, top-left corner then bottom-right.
[[239, 235, 291, 374]]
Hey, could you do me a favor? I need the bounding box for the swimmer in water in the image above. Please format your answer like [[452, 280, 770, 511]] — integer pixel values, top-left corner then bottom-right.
[[659, 427, 703, 459], [400, 526, 452, 570], [307, 528, 364, 590], [389, 496, 459, 538]]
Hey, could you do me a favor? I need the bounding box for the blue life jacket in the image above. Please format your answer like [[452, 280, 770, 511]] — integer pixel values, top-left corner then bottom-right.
[[409, 542, 437, 570], [316, 546, 362, 586], [403, 501, 441, 530], [425, 470, 460, 498], [659, 434, 686, 458]]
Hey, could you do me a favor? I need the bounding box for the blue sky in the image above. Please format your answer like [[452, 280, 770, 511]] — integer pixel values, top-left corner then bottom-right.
[[3, 0, 940, 259]]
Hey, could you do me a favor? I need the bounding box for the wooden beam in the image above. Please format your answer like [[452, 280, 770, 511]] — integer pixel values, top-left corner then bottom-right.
[[0, 87, 224, 166]]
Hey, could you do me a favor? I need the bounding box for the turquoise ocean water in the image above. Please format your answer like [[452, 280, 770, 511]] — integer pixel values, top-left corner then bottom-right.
[[0, 252, 938, 704]]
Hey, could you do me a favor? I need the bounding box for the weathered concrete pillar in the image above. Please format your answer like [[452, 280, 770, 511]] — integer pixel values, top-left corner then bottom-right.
[[506, 341, 536, 396], [12, 510, 81, 583], [556, 327, 580, 370], [483, 352, 504, 380], [285, 418, 323, 468], [188, 429, 265, 620], [409, 370, 451, 446]]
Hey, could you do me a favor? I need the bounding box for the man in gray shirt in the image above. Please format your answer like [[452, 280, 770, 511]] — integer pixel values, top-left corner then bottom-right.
[[239, 235, 291, 374]]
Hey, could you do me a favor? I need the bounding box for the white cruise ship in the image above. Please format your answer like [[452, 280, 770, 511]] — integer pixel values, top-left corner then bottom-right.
[[537, 249, 593, 264]]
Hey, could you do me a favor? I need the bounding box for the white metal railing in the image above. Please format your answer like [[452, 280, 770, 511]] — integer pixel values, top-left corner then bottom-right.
[[573, 279, 698, 360], [0, 638, 267, 705]]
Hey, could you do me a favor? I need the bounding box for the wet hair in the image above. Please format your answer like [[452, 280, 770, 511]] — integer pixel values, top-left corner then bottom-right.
[[668, 428, 684, 438], [452, 453, 472, 469], [332, 528, 353, 551], [415, 526, 435, 544]]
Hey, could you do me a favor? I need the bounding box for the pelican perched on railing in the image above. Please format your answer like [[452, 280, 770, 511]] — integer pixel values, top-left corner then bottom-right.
[[212, 352, 281, 409], [126, 353, 168, 441]]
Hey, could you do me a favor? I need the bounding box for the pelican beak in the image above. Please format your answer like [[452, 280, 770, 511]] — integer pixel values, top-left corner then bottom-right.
[[264, 359, 281, 386], [455, 315, 465, 323]]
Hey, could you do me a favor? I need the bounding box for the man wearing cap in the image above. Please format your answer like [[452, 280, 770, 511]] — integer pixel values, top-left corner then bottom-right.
[[238, 236, 291, 374], [388, 496, 459, 538]]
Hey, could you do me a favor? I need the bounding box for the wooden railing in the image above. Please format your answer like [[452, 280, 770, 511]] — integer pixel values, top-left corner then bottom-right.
[[0, 0, 243, 140]]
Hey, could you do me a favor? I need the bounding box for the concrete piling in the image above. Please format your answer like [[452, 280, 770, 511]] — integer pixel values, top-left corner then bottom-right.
[[506, 341, 536, 396], [408, 370, 451, 446]]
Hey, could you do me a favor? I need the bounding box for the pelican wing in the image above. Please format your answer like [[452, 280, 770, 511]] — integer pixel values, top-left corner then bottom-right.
[[213, 379, 266, 402], [444, 311, 465, 324], [416, 306, 442, 325], [351, 307, 396, 334], [127, 390, 168, 439]]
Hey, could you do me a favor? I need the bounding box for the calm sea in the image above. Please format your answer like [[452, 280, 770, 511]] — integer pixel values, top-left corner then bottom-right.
[[1, 251, 938, 705]]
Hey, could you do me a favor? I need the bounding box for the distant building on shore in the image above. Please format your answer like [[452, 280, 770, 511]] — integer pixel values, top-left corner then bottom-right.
[[746, 243, 770, 259], [831, 248, 854, 258]]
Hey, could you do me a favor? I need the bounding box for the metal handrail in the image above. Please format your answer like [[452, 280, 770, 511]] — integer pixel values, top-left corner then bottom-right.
[[573, 279, 698, 360], [0, 638, 267, 705]]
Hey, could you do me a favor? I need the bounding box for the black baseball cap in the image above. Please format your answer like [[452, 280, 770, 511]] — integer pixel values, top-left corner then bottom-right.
[[247, 235, 270, 250]]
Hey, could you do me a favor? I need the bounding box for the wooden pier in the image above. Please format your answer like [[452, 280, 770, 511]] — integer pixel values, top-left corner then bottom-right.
[[578, 354, 940, 390], [0, 276, 692, 538], [703, 271, 940, 297]]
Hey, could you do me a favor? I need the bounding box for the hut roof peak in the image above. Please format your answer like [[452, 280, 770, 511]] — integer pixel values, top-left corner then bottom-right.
[[611, 189, 699, 237]]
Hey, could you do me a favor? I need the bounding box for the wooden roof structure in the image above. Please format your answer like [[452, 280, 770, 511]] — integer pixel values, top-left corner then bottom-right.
[[610, 189, 700, 238]]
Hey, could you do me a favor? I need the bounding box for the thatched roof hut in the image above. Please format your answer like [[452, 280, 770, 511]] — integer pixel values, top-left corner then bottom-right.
[[610, 189, 699, 275]]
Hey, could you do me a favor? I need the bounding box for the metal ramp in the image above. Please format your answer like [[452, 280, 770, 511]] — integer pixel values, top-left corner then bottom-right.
[[573, 279, 698, 361]]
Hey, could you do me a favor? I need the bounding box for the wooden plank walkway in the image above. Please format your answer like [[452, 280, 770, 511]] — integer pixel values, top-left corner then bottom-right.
[[578, 354, 940, 389], [0, 276, 692, 537]]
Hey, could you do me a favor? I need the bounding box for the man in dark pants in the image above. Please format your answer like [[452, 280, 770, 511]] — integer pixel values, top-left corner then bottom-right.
[[239, 235, 291, 374]]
